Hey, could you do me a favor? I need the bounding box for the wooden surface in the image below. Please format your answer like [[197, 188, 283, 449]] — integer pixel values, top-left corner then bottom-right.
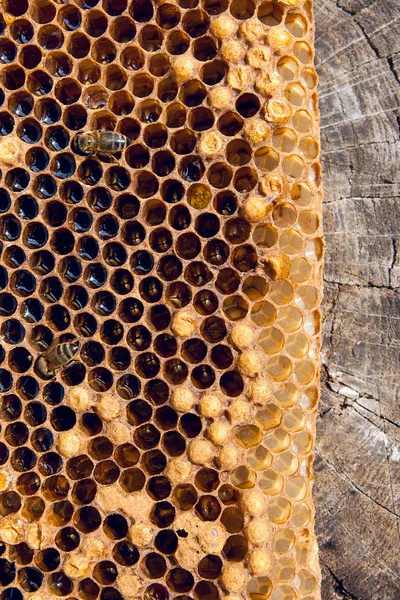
[[314, 0, 400, 597]]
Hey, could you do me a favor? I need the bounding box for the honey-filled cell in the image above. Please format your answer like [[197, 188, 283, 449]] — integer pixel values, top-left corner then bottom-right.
[[0, 0, 323, 597]]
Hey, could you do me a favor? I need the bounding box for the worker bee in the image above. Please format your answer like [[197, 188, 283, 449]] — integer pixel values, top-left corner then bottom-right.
[[35, 340, 80, 379], [75, 130, 130, 160]]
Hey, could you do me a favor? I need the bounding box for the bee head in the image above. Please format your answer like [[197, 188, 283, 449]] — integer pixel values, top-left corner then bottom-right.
[[78, 132, 97, 154]]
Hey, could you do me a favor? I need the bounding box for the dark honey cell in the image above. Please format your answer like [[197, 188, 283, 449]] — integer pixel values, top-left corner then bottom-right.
[[5, 168, 30, 192], [103, 242, 127, 268], [55, 527, 80, 552], [42, 381, 64, 406], [30, 428, 53, 453], [0, 111, 14, 135], [101, 588, 124, 600], [110, 269, 133, 295], [24, 402, 46, 427], [34, 548, 60, 573], [0, 590, 23, 600], [144, 584, 169, 600], [207, 162, 232, 189], [166, 102, 186, 128], [3, 244, 25, 268], [0, 37, 16, 64], [74, 312, 98, 337], [39, 276, 63, 303], [154, 334, 177, 358], [224, 219, 250, 244], [198, 555, 223, 579], [195, 468, 220, 492], [179, 155, 205, 182], [155, 406, 178, 430], [88, 366, 113, 392], [9, 543, 34, 566], [180, 413, 202, 438], [219, 370, 244, 397], [152, 150, 175, 177], [78, 578, 100, 600], [191, 364, 215, 390], [80, 341, 105, 367], [5, 422, 29, 446], [155, 529, 178, 555], [93, 560, 118, 585], [92, 291, 116, 316], [127, 399, 152, 426], [25, 147, 50, 173], [47, 571, 73, 596], [115, 369, 142, 393], [185, 262, 213, 287], [113, 540, 140, 567], [94, 460, 120, 485], [50, 406, 76, 432], [195, 495, 221, 521], [100, 319, 123, 344], [59, 4, 81, 30], [114, 443, 140, 468], [161, 180, 185, 206], [42, 477, 70, 503], [11, 447, 36, 472], [10, 17, 34, 43], [174, 483, 198, 510], [127, 325, 152, 352], [85, 264, 108, 289], [0, 189, 11, 214], [0, 394, 22, 422], [168, 568, 195, 593], [210, 344, 233, 370], [0, 490, 21, 517], [0, 368, 13, 392], [0, 215, 21, 242], [103, 514, 128, 540], [134, 423, 161, 450], [147, 476, 172, 501], [158, 255, 183, 282], [88, 436, 114, 460], [18, 567, 43, 592], [77, 235, 99, 260], [59, 256, 82, 284], [222, 534, 248, 561], [74, 506, 102, 534], [164, 358, 188, 385], [181, 338, 207, 363], [131, 250, 154, 275], [0, 442, 9, 466], [0, 559, 16, 586], [0, 295, 18, 320], [141, 449, 167, 476], [144, 378, 169, 406], [166, 281, 192, 308], [37, 452, 62, 477], [2, 65, 26, 91], [80, 412, 103, 437], [190, 106, 215, 131], [162, 430, 186, 456], [119, 467, 146, 493], [142, 552, 167, 579]]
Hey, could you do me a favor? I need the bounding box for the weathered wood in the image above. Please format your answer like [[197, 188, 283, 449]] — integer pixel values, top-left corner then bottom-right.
[[314, 1, 400, 597]]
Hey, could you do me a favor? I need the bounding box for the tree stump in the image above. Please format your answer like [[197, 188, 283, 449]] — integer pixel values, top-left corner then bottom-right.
[[314, 1, 400, 598]]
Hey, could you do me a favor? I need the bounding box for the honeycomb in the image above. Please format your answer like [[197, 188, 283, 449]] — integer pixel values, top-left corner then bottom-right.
[[0, 0, 323, 598]]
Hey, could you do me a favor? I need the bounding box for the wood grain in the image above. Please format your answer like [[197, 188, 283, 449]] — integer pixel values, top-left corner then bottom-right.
[[314, 0, 400, 597]]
